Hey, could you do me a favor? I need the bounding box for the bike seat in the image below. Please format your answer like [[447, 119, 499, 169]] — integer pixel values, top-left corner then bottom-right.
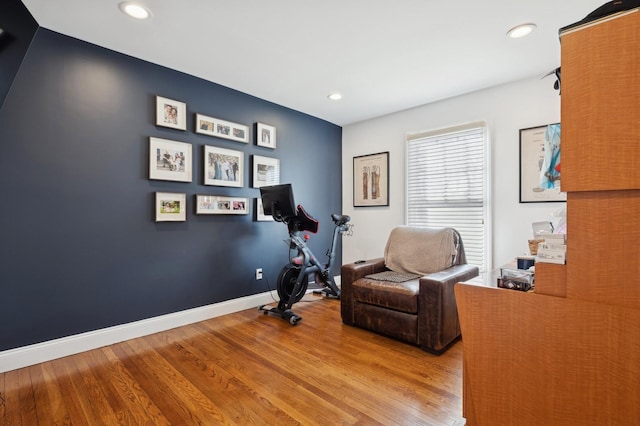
[[332, 214, 351, 226], [292, 204, 319, 233]]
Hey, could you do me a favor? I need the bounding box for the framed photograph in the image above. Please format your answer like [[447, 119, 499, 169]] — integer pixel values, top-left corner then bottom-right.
[[252, 155, 280, 188], [256, 123, 276, 149], [196, 195, 248, 215], [155, 96, 187, 130], [149, 137, 192, 182], [195, 113, 249, 143], [155, 192, 186, 222], [519, 123, 566, 203], [256, 198, 275, 221], [353, 152, 389, 207], [203, 145, 244, 187]]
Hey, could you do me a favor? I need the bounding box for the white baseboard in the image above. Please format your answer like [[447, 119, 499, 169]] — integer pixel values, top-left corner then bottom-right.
[[0, 290, 278, 373]]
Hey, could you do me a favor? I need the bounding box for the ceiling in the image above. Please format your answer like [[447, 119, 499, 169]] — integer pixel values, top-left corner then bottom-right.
[[21, 0, 604, 126]]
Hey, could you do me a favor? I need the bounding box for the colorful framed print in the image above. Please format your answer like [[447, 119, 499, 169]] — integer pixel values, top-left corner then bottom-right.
[[519, 123, 566, 203]]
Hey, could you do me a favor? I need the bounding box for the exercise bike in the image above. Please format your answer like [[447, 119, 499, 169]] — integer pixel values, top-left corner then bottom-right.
[[258, 184, 351, 325]]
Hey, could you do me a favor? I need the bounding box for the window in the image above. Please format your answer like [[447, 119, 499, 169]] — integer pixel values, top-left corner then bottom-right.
[[406, 122, 489, 272]]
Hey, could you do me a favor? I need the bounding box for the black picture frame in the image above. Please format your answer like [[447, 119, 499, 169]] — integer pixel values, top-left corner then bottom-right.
[[519, 123, 566, 203], [353, 151, 389, 207]]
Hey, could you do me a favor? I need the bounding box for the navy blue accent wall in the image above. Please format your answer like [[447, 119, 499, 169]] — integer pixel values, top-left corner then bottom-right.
[[0, 28, 342, 351], [0, 0, 38, 110]]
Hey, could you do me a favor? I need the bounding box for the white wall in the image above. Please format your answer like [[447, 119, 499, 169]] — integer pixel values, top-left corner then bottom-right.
[[342, 75, 565, 269]]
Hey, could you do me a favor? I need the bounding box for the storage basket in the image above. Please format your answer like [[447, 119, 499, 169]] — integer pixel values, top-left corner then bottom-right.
[[528, 239, 544, 255]]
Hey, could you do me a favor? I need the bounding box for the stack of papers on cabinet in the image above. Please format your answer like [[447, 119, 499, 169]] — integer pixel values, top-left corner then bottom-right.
[[536, 233, 567, 264]]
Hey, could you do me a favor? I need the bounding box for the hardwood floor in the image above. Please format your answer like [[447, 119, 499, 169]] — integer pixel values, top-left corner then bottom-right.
[[0, 295, 465, 425]]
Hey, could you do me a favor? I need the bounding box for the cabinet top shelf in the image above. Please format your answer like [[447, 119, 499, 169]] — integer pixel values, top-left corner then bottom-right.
[[560, 7, 638, 35]]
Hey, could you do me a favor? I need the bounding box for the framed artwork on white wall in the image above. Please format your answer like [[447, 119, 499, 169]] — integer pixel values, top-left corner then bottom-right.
[[519, 123, 566, 203], [353, 151, 389, 207]]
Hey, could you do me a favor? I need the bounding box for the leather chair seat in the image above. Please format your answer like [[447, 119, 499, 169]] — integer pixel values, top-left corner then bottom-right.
[[353, 278, 419, 314]]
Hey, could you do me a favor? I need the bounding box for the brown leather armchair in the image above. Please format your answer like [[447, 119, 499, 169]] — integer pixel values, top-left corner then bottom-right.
[[340, 226, 479, 354]]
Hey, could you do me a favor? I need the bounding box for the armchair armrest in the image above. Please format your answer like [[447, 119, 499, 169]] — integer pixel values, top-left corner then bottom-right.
[[418, 264, 479, 353], [422, 264, 479, 289], [340, 258, 386, 325], [341, 258, 386, 284]]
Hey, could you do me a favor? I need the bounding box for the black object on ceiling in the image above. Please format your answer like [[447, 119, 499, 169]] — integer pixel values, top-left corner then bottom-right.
[[560, 0, 640, 32]]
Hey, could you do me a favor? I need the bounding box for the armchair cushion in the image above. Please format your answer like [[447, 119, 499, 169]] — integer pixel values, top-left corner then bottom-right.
[[353, 278, 419, 314], [384, 226, 457, 275]]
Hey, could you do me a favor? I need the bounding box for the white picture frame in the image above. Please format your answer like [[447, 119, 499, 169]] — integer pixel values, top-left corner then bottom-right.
[[149, 137, 192, 182], [196, 195, 248, 215], [252, 155, 280, 188], [256, 198, 275, 221], [203, 145, 244, 187], [155, 192, 187, 222], [155, 96, 187, 130], [256, 123, 276, 149], [195, 113, 249, 143]]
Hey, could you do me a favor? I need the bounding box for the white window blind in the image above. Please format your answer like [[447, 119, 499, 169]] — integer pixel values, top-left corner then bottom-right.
[[406, 123, 487, 271]]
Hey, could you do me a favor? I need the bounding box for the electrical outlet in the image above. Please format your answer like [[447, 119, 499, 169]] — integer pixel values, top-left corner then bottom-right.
[[255, 268, 263, 280]]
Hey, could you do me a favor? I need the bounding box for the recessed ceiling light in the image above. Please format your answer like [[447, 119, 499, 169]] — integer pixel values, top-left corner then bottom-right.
[[507, 23, 537, 39], [328, 93, 343, 101], [119, 2, 151, 20]]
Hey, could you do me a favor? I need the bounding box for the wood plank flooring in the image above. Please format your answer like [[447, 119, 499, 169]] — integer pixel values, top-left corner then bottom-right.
[[0, 295, 465, 425]]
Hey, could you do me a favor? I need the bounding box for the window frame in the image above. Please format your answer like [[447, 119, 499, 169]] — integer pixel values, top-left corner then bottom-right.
[[405, 122, 491, 272]]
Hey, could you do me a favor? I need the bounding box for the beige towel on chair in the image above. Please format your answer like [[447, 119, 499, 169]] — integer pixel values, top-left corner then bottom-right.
[[384, 226, 456, 275]]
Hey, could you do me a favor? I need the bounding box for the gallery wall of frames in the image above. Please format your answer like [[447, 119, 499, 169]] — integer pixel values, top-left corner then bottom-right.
[[151, 95, 280, 222], [0, 18, 342, 353]]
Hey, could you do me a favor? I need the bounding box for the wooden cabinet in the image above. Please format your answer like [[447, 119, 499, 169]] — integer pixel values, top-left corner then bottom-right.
[[532, 262, 566, 297], [455, 9, 640, 425], [562, 8, 640, 307], [566, 190, 640, 307], [561, 9, 640, 192], [456, 284, 640, 426]]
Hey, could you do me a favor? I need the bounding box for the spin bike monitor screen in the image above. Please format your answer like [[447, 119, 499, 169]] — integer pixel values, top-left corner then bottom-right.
[[260, 183, 297, 219]]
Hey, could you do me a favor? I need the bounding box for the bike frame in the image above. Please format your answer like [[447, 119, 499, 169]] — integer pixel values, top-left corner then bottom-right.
[[285, 212, 349, 304], [259, 206, 351, 325]]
